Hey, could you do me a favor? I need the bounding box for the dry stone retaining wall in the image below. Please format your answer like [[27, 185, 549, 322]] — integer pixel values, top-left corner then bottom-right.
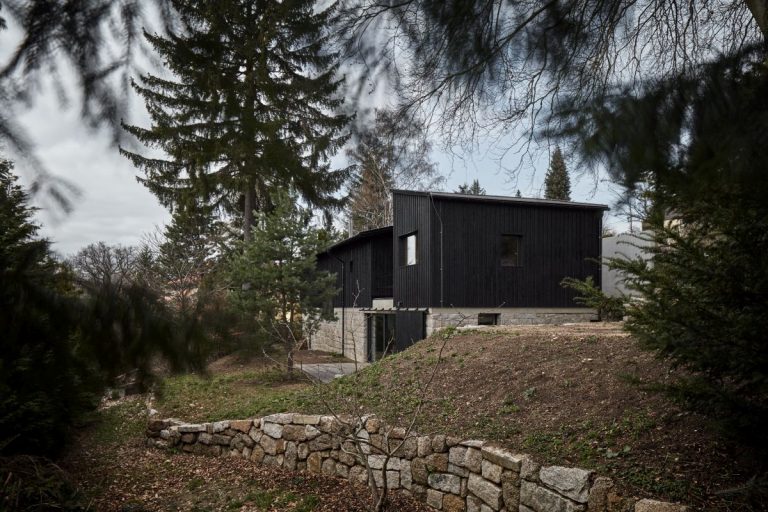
[[147, 413, 686, 512]]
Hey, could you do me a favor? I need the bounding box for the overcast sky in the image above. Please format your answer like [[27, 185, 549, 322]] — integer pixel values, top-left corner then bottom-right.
[[2, 19, 628, 257]]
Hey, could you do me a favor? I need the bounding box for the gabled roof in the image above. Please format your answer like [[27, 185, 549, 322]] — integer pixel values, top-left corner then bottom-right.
[[393, 189, 609, 210], [319, 225, 393, 255]]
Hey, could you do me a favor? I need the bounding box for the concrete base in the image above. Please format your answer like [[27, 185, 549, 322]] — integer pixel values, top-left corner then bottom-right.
[[426, 307, 597, 337]]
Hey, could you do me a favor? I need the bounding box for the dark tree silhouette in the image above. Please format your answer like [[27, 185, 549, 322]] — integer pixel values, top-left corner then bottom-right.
[[543, 147, 570, 200], [338, 0, 765, 187]]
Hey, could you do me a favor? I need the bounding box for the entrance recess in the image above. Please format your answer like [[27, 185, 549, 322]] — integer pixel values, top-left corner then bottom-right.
[[367, 313, 396, 362], [365, 310, 427, 362]]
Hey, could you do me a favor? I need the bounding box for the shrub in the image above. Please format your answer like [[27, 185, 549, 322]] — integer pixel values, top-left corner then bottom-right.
[[612, 200, 768, 445], [561, 275, 626, 321], [0, 159, 98, 456], [0, 455, 85, 510]]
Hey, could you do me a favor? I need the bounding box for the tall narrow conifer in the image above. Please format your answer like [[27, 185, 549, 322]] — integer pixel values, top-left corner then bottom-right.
[[544, 147, 571, 201]]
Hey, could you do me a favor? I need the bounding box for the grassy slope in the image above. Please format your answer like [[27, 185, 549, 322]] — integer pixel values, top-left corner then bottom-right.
[[155, 323, 762, 510]]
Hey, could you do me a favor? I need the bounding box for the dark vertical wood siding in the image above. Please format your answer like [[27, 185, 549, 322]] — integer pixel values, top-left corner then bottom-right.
[[429, 197, 603, 308], [316, 228, 394, 308], [371, 235, 394, 298], [393, 192, 433, 307], [316, 253, 343, 305], [395, 311, 426, 351], [317, 243, 371, 307]]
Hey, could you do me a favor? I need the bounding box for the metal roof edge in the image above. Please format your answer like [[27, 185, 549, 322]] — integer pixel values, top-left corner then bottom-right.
[[392, 189, 609, 210], [319, 225, 394, 255]]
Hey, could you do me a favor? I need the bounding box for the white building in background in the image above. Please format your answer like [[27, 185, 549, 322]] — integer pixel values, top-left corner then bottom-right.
[[601, 232, 654, 297]]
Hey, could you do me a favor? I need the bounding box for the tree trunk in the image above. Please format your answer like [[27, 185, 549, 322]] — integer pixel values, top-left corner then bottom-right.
[[745, 0, 768, 38], [243, 182, 254, 242], [286, 346, 294, 376], [374, 478, 388, 512]]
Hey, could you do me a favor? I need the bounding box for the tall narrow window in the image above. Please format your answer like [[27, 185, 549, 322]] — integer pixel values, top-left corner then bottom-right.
[[400, 232, 417, 266], [501, 235, 522, 267]]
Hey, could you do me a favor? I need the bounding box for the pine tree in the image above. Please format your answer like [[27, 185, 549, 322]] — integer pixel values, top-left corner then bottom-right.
[[121, 0, 351, 241], [346, 110, 443, 234], [456, 179, 486, 195], [544, 147, 571, 200], [227, 193, 336, 375]]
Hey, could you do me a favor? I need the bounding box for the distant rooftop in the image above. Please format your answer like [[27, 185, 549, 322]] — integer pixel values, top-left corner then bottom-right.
[[393, 189, 609, 210]]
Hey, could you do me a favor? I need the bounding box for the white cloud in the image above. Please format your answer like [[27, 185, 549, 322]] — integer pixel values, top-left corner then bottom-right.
[[16, 90, 169, 256]]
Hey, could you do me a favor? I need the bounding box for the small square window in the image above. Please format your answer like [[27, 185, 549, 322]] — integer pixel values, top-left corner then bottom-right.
[[400, 233, 417, 266], [501, 235, 522, 267], [478, 313, 499, 326]]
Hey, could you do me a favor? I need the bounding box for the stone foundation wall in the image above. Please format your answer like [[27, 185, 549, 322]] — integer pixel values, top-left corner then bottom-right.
[[313, 308, 597, 361], [426, 308, 598, 337], [311, 308, 367, 362], [147, 413, 685, 512]]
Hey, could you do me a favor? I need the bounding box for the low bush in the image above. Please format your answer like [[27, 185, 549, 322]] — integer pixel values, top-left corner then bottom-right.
[[561, 275, 626, 321]]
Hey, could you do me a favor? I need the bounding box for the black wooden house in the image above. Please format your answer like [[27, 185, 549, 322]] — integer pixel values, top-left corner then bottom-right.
[[314, 190, 607, 362]]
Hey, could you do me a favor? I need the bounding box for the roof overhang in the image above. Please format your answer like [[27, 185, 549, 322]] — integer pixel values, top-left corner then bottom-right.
[[319, 225, 393, 255]]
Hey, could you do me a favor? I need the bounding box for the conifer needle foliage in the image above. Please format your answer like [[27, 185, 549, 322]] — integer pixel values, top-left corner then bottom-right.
[[121, 0, 351, 240], [544, 146, 570, 201]]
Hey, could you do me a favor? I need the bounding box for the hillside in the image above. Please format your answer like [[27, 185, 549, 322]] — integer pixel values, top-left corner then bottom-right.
[[150, 323, 764, 510], [303, 323, 764, 510]]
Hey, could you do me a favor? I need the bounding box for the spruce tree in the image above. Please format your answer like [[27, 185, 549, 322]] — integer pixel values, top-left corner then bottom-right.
[[158, 204, 222, 274], [544, 147, 571, 200], [121, 0, 351, 241], [145, 203, 224, 313], [145, 203, 236, 361]]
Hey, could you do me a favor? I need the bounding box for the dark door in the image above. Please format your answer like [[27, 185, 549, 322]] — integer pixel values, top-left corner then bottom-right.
[[395, 311, 426, 351], [367, 314, 396, 362]]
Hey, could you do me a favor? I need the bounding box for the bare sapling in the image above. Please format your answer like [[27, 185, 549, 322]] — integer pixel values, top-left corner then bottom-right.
[[264, 301, 469, 511]]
